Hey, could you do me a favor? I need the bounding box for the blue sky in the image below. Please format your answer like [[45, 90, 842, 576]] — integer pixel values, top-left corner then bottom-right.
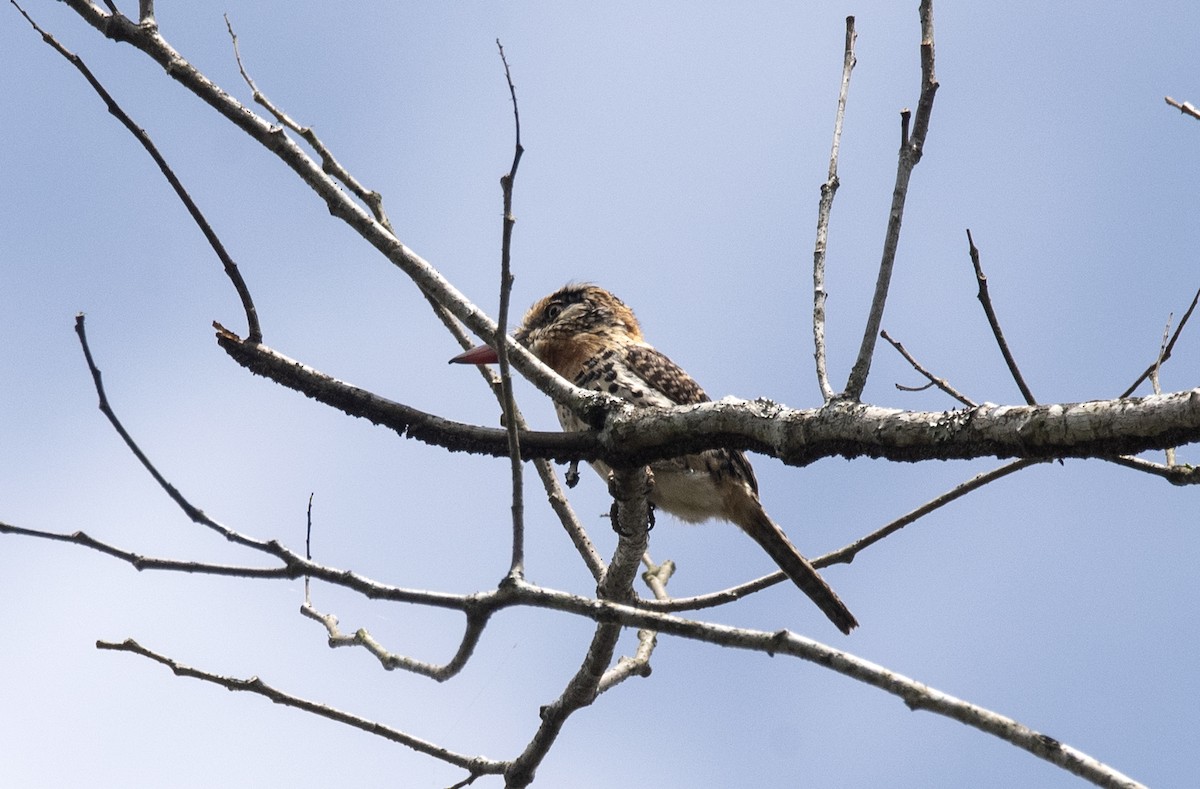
[[3, 3, 1199, 787]]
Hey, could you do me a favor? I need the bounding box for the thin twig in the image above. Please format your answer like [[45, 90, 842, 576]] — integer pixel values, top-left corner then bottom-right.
[[304, 492, 314, 603], [1165, 95, 1200, 121], [495, 40, 527, 579], [881, 329, 977, 407], [1120, 285, 1200, 398], [225, 15, 393, 234], [817, 458, 1041, 566], [0, 521, 290, 578], [637, 458, 1038, 612], [534, 458, 606, 579], [97, 638, 507, 778], [75, 315, 270, 550], [965, 229, 1037, 404], [812, 16, 857, 402], [1102, 455, 1200, 485], [842, 0, 939, 400], [1150, 315, 1177, 466], [12, 3, 262, 341]]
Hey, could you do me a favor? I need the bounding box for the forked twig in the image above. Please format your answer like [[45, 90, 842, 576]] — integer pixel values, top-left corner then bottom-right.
[[300, 602, 490, 681], [881, 328, 977, 407], [225, 14, 393, 234]]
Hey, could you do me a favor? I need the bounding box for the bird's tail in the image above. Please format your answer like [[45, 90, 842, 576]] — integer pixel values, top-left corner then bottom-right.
[[740, 508, 858, 634]]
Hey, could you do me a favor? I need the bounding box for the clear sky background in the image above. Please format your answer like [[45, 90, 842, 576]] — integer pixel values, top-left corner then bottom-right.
[[3, 3, 1199, 787]]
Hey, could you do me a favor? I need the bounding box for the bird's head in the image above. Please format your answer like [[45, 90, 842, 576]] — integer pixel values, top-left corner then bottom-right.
[[450, 284, 642, 375]]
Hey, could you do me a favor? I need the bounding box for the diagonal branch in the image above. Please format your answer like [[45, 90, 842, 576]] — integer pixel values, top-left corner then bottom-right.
[[0, 516, 1158, 788], [224, 14, 392, 234], [965, 229, 1037, 404], [1120, 284, 1200, 398], [635, 458, 1039, 612], [506, 466, 651, 788], [13, 3, 261, 341], [502, 575, 1147, 789], [75, 315, 273, 550], [881, 328, 977, 407], [842, 0, 939, 400], [97, 638, 508, 779], [1165, 95, 1200, 121], [55, 0, 605, 425]]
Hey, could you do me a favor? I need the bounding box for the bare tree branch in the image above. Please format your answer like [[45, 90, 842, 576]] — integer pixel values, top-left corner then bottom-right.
[[1165, 95, 1200, 121], [299, 602, 489, 682], [1102, 454, 1200, 485], [495, 40, 527, 580], [55, 0, 606, 425], [965, 229, 1038, 404], [816, 458, 1042, 566], [500, 576, 1147, 789], [1120, 285, 1200, 398], [214, 323, 1200, 466], [812, 15, 857, 402], [507, 466, 651, 787], [224, 14, 392, 234], [842, 0, 939, 400], [0, 521, 290, 578], [881, 328, 977, 407], [96, 638, 508, 780], [12, 4, 262, 341], [636, 458, 1039, 613], [0, 511, 1154, 789]]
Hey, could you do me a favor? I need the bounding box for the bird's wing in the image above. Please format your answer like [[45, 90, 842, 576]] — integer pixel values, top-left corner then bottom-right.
[[623, 344, 710, 406], [624, 343, 759, 495]]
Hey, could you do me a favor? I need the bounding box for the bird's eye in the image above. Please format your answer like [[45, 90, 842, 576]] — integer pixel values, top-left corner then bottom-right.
[[545, 303, 563, 320]]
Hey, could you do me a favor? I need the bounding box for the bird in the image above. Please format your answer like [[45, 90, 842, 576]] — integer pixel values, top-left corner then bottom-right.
[[450, 283, 858, 634]]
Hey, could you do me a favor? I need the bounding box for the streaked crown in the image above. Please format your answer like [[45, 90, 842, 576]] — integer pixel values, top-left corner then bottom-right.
[[514, 284, 643, 375]]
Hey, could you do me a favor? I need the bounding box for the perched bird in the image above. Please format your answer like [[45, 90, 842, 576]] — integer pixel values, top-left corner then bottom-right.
[[450, 283, 857, 634]]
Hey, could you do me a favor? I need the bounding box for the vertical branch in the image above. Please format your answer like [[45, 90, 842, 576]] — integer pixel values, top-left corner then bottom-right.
[[138, 1, 155, 27], [1151, 315, 1176, 466], [812, 16, 857, 403], [505, 466, 649, 788], [843, 0, 938, 400], [304, 492, 314, 604], [496, 41, 527, 579]]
